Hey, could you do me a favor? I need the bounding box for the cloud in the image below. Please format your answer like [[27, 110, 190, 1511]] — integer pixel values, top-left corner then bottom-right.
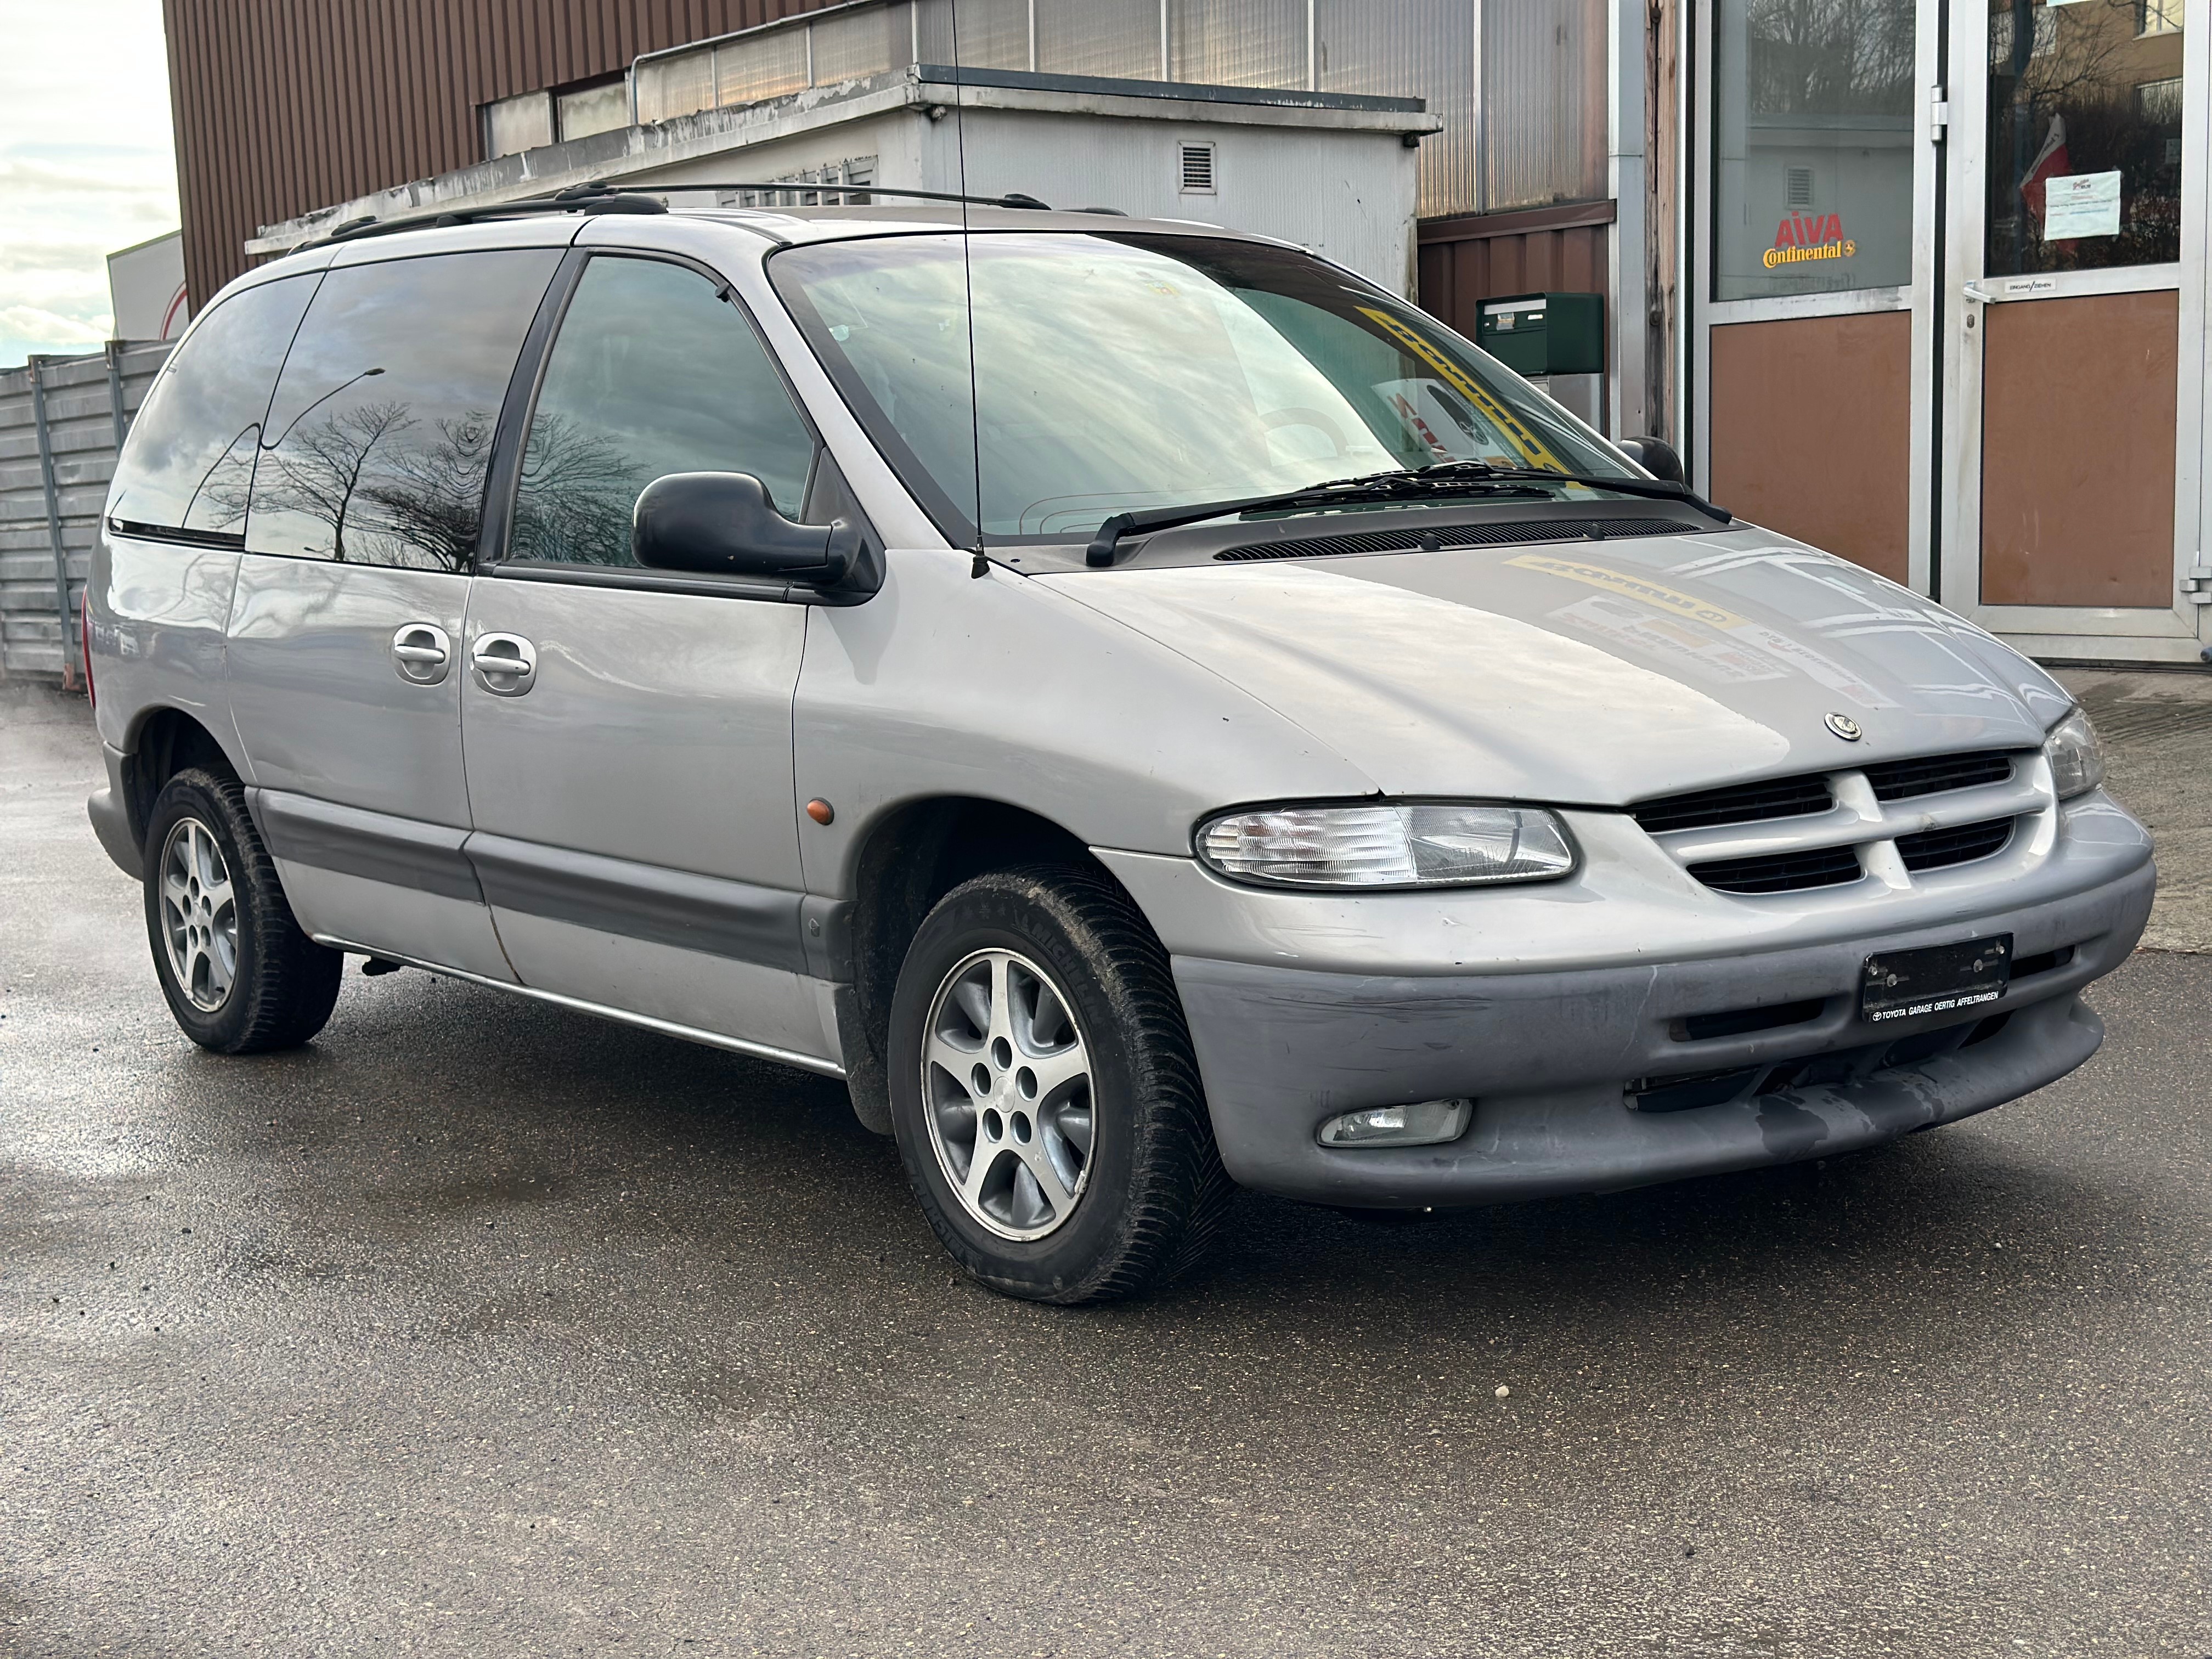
[[0, 303, 109, 345], [0, 0, 178, 363]]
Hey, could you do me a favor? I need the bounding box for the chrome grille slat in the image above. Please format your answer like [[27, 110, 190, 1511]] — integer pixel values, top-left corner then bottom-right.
[[1652, 774, 2049, 867], [1634, 749, 2052, 896]]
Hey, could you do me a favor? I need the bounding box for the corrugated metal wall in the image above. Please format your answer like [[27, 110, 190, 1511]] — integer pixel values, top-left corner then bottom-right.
[[1415, 200, 1615, 335], [0, 345, 172, 684], [162, 0, 849, 307]]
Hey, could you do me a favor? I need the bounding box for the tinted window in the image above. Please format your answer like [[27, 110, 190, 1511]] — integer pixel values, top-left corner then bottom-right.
[[106, 275, 319, 538], [246, 250, 560, 570], [508, 257, 816, 567]]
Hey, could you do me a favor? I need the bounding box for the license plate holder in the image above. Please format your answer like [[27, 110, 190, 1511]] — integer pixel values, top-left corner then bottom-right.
[[1860, 934, 2012, 1024]]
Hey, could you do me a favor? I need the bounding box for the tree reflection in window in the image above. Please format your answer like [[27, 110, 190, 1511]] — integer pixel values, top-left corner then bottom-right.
[[244, 249, 561, 570], [506, 256, 817, 567], [1986, 0, 2187, 276]]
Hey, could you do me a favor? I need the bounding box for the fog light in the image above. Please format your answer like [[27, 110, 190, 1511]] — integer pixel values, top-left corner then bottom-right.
[[1316, 1098, 1472, 1148]]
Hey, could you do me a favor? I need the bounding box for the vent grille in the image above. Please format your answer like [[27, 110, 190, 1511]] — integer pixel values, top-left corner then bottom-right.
[[1688, 845, 1863, 895], [1212, 517, 1692, 563], [1864, 749, 2017, 802], [1632, 776, 1834, 835], [1787, 165, 1815, 207], [1895, 816, 2014, 872], [1178, 142, 1215, 194]]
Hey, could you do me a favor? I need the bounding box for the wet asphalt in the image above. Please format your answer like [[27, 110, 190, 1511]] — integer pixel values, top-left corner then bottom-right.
[[3, 684, 2208, 1659]]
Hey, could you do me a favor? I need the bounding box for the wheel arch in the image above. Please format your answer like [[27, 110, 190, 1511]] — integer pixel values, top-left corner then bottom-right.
[[117, 706, 241, 856], [835, 794, 1148, 1134]]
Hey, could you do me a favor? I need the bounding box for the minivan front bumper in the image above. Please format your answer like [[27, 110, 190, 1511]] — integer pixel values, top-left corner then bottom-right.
[[1102, 803, 2154, 1208]]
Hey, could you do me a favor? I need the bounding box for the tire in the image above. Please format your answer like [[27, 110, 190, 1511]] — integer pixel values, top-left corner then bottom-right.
[[887, 865, 1232, 1305], [142, 768, 342, 1053]]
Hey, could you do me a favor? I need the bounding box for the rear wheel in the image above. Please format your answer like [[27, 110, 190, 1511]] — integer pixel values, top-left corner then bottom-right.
[[887, 866, 1231, 1305], [142, 768, 342, 1053]]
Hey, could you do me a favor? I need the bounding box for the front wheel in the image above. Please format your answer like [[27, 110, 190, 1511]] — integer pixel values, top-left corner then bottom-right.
[[887, 867, 1231, 1305], [142, 768, 342, 1053]]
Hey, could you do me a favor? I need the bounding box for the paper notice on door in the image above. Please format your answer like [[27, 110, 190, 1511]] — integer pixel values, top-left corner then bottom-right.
[[2044, 171, 2121, 240]]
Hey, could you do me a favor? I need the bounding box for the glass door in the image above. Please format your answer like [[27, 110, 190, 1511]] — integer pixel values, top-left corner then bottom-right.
[[1942, 0, 2209, 658], [1694, 0, 1940, 590]]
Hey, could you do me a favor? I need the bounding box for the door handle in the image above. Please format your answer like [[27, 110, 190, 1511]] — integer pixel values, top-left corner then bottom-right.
[[471, 631, 537, 696], [1961, 282, 1995, 304], [390, 622, 452, 685]]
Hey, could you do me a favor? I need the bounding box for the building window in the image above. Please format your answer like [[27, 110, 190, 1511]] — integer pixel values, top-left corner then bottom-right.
[[2140, 0, 2182, 37], [483, 91, 553, 160], [1712, 0, 1917, 302], [557, 81, 629, 143]]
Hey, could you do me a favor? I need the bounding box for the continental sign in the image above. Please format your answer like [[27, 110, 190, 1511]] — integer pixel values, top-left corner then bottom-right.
[[1764, 212, 1857, 270]]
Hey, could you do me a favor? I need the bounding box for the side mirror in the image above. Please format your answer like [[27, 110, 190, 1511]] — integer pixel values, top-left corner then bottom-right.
[[1617, 436, 1685, 484], [633, 471, 861, 585]]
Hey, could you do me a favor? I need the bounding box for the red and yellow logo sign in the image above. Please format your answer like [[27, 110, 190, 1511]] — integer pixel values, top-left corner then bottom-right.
[[1763, 213, 1858, 270]]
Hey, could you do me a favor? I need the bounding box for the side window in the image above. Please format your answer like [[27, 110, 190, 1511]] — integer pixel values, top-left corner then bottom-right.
[[106, 275, 319, 538], [246, 249, 561, 570], [508, 257, 816, 567]]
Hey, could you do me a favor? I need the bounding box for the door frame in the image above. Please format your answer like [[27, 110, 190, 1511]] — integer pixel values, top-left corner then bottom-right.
[[1689, 0, 1945, 597], [1938, 0, 2212, 660]]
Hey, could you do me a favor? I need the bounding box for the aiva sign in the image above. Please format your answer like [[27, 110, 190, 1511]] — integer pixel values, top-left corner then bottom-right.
[[1763, 213, 1857, 270]]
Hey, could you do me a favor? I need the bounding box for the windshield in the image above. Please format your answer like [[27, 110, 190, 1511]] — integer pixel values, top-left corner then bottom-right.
[[769, 232, 1636, 544]]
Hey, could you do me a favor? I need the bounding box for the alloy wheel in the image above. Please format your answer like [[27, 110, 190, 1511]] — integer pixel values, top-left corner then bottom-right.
[[159, 816, 238, 1011], [920, 947, 1096, 1240]]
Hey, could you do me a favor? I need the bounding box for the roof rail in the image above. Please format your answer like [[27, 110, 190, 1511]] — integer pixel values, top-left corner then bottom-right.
[[308, 179, 1055, 247], [644, 182, 1053, 211]]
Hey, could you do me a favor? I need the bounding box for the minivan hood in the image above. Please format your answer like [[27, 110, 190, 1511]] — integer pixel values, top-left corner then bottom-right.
[[1039, 528, 2073, 805]]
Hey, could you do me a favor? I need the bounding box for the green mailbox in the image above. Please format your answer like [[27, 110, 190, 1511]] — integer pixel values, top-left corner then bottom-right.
[[1474, 292, 1605, 377]]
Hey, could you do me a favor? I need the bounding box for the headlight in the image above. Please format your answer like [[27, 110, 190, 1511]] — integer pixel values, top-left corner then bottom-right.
[[2044, 707, 2105, 800], [1195, 802, 1576, 890]]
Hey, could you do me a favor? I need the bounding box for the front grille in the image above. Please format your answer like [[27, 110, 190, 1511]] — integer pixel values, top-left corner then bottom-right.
[[1632, 776, 1834, 834], [1864, 749, 2017, 802], [1895, 816, 2014, 872], [1211, 517, 1692, 562], [1688, 845, 1862, 894], [1631, 1008, 2017, 1113]]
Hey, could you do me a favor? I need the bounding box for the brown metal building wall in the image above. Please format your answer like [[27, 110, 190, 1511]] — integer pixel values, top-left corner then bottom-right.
[[162, 0, 845, 308], [1415, 201, 1616, 336]]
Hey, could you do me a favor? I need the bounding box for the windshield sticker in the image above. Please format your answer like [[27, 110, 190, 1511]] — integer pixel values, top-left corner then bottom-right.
[[1510, 554, 1894, 706], [1354, 306, 1570, 473], [1549, 595, 1785, 684]]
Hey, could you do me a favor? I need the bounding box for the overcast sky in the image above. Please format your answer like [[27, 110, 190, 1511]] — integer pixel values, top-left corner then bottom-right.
[[0, 0, 179, 367]]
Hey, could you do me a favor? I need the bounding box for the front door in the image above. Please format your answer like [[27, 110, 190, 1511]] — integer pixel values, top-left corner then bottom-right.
[[459, 245, 833, 1066], [1695, 0, 1937, 589], [225, 242, 565, 977], [1943, 0, 2208, 658]]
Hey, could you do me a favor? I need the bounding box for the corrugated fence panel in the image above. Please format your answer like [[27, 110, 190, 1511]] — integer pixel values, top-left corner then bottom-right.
[[0, 345, 173, 682], [162, 0, 850, 308]]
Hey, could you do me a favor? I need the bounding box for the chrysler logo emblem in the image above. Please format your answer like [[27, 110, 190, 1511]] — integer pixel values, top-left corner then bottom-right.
[[1825, 712, 1864, 742]]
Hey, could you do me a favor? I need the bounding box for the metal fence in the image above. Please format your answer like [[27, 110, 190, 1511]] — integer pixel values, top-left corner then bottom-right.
[[0, 341, 173, 687]]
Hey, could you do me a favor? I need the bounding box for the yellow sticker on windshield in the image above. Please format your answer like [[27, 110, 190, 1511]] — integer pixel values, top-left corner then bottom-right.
[[1503, 554, 1750, 630], [1356, 306, 1570, 473]]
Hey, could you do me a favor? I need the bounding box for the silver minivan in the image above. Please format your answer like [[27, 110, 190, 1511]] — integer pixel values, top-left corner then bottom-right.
[[86, 191, 2153, 1303]]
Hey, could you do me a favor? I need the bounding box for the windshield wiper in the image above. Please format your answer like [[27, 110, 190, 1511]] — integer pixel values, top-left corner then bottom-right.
[[1414, 459, 1733, 522], [1082, 463, 1729, 567], [1082, 469, 1551, 567]]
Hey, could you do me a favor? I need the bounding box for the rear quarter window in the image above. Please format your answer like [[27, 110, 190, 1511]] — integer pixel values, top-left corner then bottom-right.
[[105, 274, 320, 540], [246, 249, 561, 570]]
